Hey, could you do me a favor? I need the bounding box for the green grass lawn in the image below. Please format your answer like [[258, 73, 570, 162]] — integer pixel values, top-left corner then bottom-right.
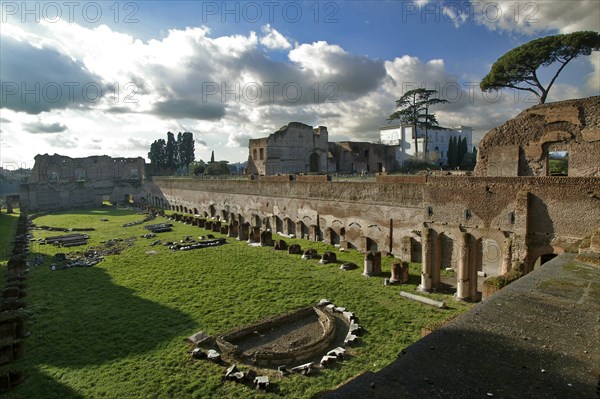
[[0, 208, 20, 289], [8, 207, 471, 398]]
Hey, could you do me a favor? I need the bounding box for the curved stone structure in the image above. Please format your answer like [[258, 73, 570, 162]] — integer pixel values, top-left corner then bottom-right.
[[216, 306, 337, 368]]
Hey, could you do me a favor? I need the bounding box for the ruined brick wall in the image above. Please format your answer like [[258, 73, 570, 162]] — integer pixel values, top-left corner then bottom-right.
[[147, 178, 425, 254], [20, 154, 146, 210], [149, 175, 600, 275], [248, 122, 329, 175], [475, 96, 600, 177]]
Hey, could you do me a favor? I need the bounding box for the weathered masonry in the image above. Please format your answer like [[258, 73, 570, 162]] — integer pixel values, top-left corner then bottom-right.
[[19, 96, 600, 302], [20, 154, 146, 210], [145, 175, 600, 301]]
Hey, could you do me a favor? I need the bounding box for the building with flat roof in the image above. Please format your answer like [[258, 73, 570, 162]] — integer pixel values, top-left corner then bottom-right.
[[380, 124, 473, 165]]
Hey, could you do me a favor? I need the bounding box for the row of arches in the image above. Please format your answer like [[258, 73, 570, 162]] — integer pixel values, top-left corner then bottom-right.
[[147, 193, 422, 258]]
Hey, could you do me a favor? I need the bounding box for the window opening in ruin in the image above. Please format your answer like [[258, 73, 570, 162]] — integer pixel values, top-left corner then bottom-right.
[[253, 149, 257, 160], [509, 211, 516, 224], [378, 163, 383, 173], [464, 209, 472, 221], [259, 148, 264, 160], [548, 151, 568, 176], [366, 237, 378, 252], [364, 150, 369, 158], [309, 152, 319, 173]]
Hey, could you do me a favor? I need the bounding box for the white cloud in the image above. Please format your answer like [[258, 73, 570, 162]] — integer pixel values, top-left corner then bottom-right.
[[472, 0, 600, 34], [1, 9, 597, 166], [259, 24, 291, 50]]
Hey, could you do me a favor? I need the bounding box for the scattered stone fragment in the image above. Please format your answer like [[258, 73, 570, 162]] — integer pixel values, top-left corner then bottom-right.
[[225, 365, 245, 382], [277, 365, 290, 376], [320, 355, 337, 367], [318, 299, 331, 306], [349, 322, 362, 335], [340, 262, 357, 271], [145, 250, 157, 255], [342, 311, 354, 321], [301, 248, 318, 260], [334, 306, 346, 313], [291, 362, 313, 375], [191, 348, 206, 359], [274, 239, 287, 250], [206, 349, 221, 362], [327, 347, 346, 359], [288, 244, 302, 254], [319, 251, 337, 264], [187, 331, 211, 347], [345, 333, 360, 345], [325, 304, 335, 311], [254, 376, 269, 390]]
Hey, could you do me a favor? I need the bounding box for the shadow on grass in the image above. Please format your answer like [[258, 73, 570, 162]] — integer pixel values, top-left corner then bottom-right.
[[12, 255, 196, 398], [30, 266, 195, 367]]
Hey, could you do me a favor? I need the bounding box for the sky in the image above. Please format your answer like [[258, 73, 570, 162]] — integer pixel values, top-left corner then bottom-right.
[[1, 0, 599, 169]]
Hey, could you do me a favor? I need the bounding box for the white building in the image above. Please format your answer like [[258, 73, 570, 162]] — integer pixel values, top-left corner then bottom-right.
[[380, 124, 473, 165]]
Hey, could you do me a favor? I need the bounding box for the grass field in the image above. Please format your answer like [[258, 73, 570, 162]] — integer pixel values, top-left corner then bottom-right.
[[5, 207, 471, 398], [0, 209, 20, 287]]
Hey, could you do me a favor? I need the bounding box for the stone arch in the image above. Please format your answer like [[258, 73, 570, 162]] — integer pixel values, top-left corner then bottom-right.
[[285, 217, 295, 235], [365, 237, 378, 252], [209, 204, 216, 218], [193, 207, 199, 215], [274, 215, 283, 233], [296, 220, 309, 239], [526, 245, 564, 272]]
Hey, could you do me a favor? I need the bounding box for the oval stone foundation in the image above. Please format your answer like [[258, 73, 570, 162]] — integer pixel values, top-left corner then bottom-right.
[[216, 306, 337, 368]]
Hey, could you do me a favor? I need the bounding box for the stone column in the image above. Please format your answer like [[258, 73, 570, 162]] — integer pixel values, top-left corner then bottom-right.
[[501, 238, 512, 275], [456, 232, 471, 301], [237, 222, 249, 241], [228, 221, 239, 237], [419, 228, 433, 292], [390, 261, 409, 283], [309, 225, 319, 241], [260, 230, 273, 246], [468, 238, 480, 301], [432, 234, 442, 291], [249, 226, 260, 242], [324, 227, 333, 245], [296, 221, 304, 239], [363, 251, 381, 276]]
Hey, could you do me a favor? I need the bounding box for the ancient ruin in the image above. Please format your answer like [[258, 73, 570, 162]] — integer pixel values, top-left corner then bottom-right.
[[17, 97, 600, 305], [246, 122, 400, 175], [214, 300, 359, 372], [20, 154, 146, 210], [475, 96, 600, 177]]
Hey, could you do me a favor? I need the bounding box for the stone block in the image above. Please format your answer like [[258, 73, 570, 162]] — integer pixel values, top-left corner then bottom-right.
[[260, 230, 273, 246], [301, 248, 317, 260], [288, 244, 302, 254], [363, 251, 382, 276], [274, 239, 287, 250], [319, 251, 337, 264]]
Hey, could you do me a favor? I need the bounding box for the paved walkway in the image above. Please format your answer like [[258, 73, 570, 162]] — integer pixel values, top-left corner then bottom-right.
[[318, 254, 599, 399]]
